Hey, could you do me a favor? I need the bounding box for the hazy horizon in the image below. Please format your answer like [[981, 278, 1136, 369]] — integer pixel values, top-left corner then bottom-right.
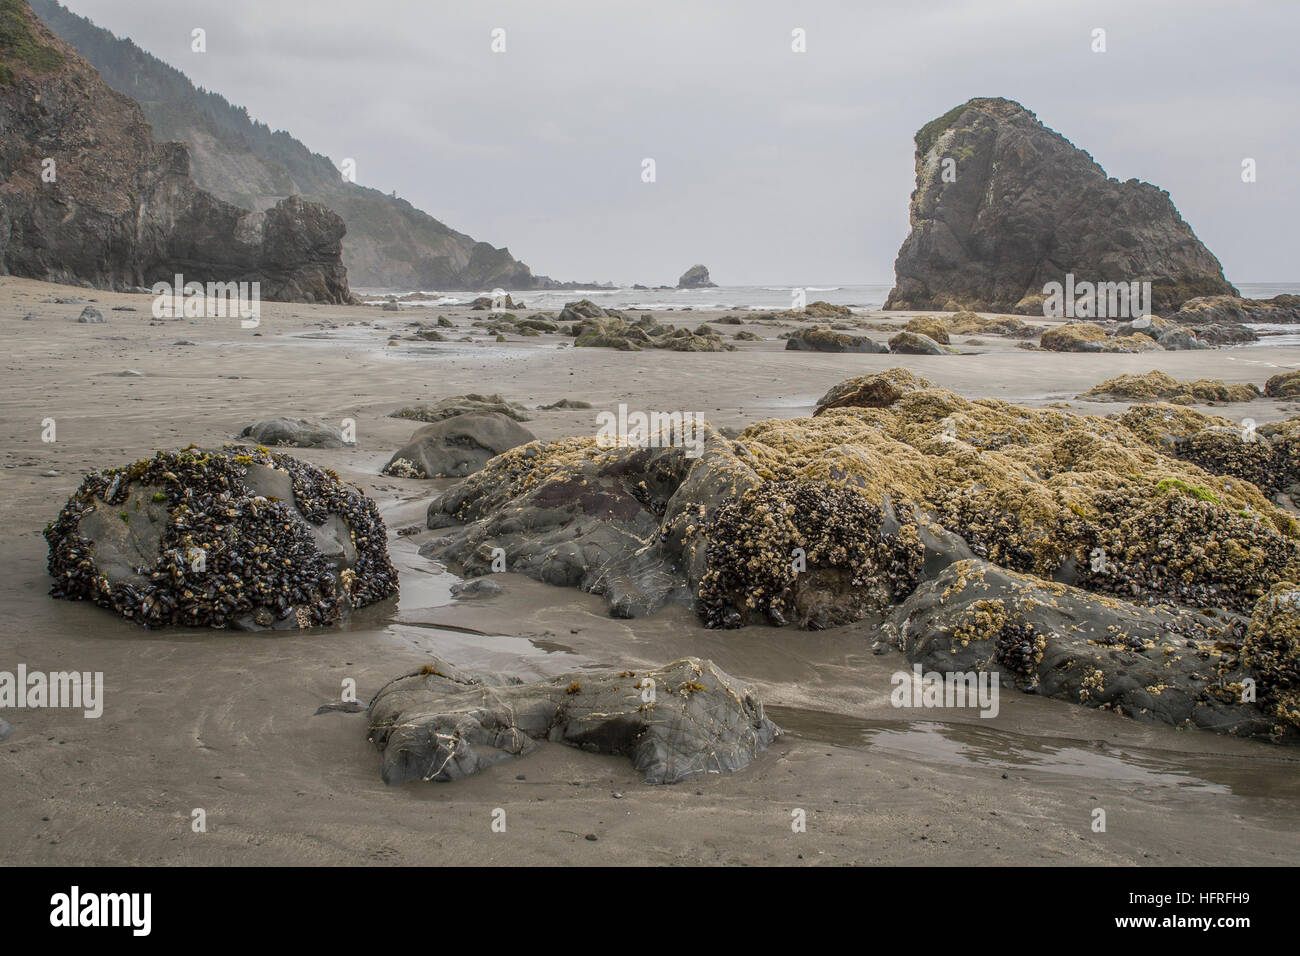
[[53, 0, 1300, 286]]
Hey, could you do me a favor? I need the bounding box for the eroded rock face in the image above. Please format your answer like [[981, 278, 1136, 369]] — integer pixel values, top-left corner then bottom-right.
[[0, 1, 349, 303], [383, 412, 535, 478], [888, 560, 1294, 742], [366, 657, 779, 784], [44, 447, 397, 629], [883, 98, 1235, 315]]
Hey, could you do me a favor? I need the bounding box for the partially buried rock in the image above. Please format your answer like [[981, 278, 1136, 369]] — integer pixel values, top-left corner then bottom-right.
[[76, 307, 104, 323], [786, 326, 888, 353], [43, 446, 398, 629], [366, 657, 779, 784], [1040, 322, 1162, 353], [1077, 371, 1259, 405], [450, 577, 502, 598], [0, 717, 12, 741], [383, 412, 534, 478], [889, 331, 948, 355], [390, 393, 531, 423], [238, 417, 353, 449], [1265, 371, 1300, 399]]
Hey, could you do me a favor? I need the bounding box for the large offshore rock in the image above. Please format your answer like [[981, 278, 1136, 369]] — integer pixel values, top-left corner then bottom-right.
[[883, 98, 1236, 315], [677, 264, 717, 288], [0, 0, 349, 302], [886, 560, 1294, 741], [44, 446, 397, 628], [383, 412, 534, 478], [366, 657, 779, 785]]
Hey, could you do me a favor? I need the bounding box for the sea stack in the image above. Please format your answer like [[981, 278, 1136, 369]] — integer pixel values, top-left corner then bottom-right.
[[883, 97, 1236, 315], [677, 264, 717, 288]]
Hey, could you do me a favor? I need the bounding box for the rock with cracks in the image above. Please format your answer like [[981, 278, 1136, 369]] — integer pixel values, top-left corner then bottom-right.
[[366, 657, 779, 784]]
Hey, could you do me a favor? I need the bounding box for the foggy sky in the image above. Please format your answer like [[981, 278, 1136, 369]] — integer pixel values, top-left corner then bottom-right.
[[57, 0, 1299, 285]]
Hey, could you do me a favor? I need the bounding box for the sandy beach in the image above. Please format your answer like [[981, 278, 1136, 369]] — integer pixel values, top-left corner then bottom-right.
[[2, 274, 1298, 866]]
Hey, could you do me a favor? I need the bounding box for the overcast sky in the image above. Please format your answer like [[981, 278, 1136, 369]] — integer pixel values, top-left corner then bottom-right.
[[58, 0, 1298, 285]]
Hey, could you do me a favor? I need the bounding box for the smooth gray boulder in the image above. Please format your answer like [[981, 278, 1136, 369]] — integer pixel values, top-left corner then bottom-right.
[[383, 412, 534, 478], [238, 417, 352, 448], [366, 657, 779, 784]]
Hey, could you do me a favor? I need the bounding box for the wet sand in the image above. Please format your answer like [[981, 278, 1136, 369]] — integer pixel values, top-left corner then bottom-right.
[[2, 274, 1298, 866]]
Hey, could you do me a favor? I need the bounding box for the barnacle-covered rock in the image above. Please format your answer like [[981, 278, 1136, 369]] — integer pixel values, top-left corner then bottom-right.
[[1243, 585, 1300, 731], [890, 560, 1292, 741], [698, 481, 922, 629], [44, 446, 398, 629], [425, 372, 1300, 630], [1078, 371, 1260, 405], [366, 657, 778, 784]]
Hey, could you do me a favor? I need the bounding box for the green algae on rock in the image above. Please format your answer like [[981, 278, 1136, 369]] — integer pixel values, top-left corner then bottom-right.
[[44, 446, 398, 629], [1078, 371, 1260, 405]]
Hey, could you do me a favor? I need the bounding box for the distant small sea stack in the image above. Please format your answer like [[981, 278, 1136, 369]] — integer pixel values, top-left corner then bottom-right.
[[883, 97, 1236, 316], [677, 264, 717, 289]]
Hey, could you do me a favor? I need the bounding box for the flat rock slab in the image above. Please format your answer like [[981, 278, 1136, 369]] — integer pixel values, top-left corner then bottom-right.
[[367, 657, 779, 785]]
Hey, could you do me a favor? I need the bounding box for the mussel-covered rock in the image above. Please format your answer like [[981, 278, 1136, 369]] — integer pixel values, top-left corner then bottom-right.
[[367, 657, 779, 784], [44, 446, 398, 629]]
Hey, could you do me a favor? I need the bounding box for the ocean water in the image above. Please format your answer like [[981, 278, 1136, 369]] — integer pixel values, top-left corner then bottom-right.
[[357, 281, 1299, 314], [355, 284, 894, 312]]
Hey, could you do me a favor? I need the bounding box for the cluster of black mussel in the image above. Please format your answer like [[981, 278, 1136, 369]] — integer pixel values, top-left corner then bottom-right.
[[44, 445, 398, 629]]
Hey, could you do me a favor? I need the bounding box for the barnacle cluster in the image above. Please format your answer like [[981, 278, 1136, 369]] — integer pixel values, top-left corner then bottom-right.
[[697, 480, 923, 629], [44, 445, 398, 629], [1243, 585, 1300, 728]]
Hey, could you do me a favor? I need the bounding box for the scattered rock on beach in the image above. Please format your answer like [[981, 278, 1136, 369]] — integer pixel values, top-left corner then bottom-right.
[[889, 331, 948, 355], [390, 393, 531, 423], [366, 657, 779, 784], [238, 417, 353, 448], [785, 326, 888, 353], [76, 307, 105, 323], [383, 412, 534, 478], [1077, 371, 1259, 405]]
